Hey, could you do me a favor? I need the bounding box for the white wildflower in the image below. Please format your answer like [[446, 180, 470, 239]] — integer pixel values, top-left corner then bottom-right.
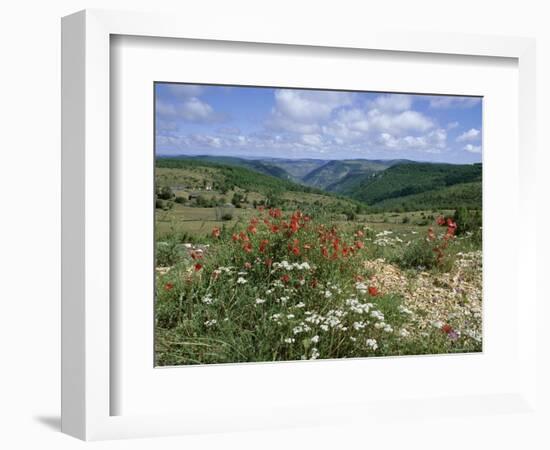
[[366, 338, 378, 350], [236, 277, 247, 284], [310, 348, 320, 360], [311, 335, 320, 344], [255, 298, 266, 305], [204, 319, 217, 327], [284, 337, 295, 344]]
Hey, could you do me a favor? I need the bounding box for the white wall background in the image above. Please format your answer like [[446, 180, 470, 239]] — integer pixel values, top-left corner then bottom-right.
[[0, 1, 548, 448]]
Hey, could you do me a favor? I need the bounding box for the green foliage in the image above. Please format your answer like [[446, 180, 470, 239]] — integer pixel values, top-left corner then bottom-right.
[[393, 238, 439, 270], [346, 162, 482, 209], [453, 207, 482, 236], [156, 185, 174, 200]]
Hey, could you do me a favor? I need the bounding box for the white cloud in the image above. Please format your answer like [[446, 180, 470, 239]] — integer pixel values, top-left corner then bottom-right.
[[429, 97, 481, 109], [367, 109, 434, 135], [156, 97, 221, 123], [456, 128, 481, 142], [377, 128, 447, 153], [301, 134, 324, 146], [463, 144, 482, 153], [447, 121, 459, 130], [370, 94, 412, 112], [266, 89, 353, 133]]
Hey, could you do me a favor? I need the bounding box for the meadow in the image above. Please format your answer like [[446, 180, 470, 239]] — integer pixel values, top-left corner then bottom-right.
[[154, 159, 482, 365]]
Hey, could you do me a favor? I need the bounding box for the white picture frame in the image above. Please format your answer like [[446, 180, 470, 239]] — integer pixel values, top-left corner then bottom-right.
[[61, 9, 538, 441]]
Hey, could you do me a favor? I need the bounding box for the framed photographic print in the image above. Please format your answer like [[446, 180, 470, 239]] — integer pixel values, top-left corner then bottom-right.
[[62, 9, 538, 441]]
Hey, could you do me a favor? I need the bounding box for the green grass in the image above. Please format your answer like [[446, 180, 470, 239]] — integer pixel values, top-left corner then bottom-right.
[[155, 207, 482, 365]]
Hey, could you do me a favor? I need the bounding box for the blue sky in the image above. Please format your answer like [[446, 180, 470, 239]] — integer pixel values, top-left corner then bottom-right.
[[155, 83, 482, 163]]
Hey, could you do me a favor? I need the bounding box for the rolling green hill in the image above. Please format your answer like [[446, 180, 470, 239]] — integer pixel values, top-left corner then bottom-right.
[[370, 181, 482, 211], [157, 155, 482, 213], [302, 159, 398, 191], [342, 162, 482, 206]]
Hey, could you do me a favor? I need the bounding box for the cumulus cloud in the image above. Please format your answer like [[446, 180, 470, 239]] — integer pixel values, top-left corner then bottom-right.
[[429, 96, 481, 109], [377, 128, 447, 153], [463, 144, 482, 153], [156, 97, 223, 124], [266, 89, 353, 133], [447, 121, 459, 130], [456, 128, 481, 142], [369, 94, 412, 112]]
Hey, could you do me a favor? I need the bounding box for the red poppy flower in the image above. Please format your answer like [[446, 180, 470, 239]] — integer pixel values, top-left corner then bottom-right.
[[436, 216, 446, 226], [259, 239, 269, 253], [290, 220, 299, 233], [441, 323, 453, 334], [280, 274, 290, 283], [247, 224, 257, 234], [355, 241, 364, 249], [292, 246, 300, 256], [211, 227, 221, 238], [194, 263, 203, 271], [269, 208, 282, 219], [244, 262, 252, 269], [243, 242, 252, 253], [321, 246, 329, 258], [368, 286, 379, 296], [355, 230, 364, 238], [164, 282, 174, 291], [232, 233, 239, 242]]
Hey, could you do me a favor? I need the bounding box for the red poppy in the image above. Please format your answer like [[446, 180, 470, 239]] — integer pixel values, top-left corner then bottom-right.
[[194, 263, 203, 271], [355, 230, 364, 238], [355, 241, 364, 249], [244, 262, 252, 269], [441, 323, 453, 334], [247, 224, 257, 234], [269, 208, 282, 219], [427, 228, 435, 241], [164, 282, 174, 291], [368, 286, 379, 296], [239, 231, 249, 242], [231, 233, 239, 242], [321, 246, 329, 258], [290, 220, 299, 233], [211, 227, 221, 238], [270, 224, 280, 233], [259, 239, 269, 253], [292, 246, 300, 256], [280, 274, 290, 283], [436, 216, 446, 226], [243, 242, 252, 253]]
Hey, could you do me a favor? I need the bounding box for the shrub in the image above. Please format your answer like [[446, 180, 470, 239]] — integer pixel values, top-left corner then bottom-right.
[[221, 213, 233, 221], [174, 196, 187, 204], [453, 207, 482, 236], [157, 185, 174, 200]]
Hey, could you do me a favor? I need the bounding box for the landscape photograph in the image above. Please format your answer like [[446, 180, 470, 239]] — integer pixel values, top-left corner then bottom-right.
[[154, 83, 483, 366]]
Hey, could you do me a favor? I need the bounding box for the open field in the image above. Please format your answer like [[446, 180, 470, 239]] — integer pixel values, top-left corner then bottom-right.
[[154, 158, 482, 365]]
